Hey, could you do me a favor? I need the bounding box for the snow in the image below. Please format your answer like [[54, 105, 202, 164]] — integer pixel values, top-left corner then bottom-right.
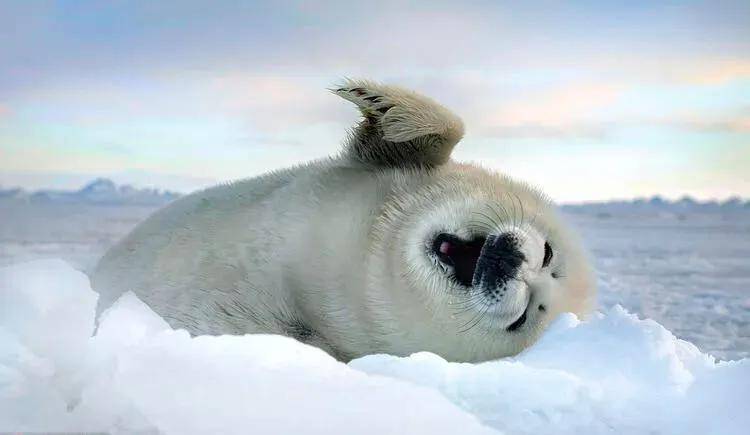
[[569, 211, 750, 360], [0, 260, 494, 434], [354, 311, 750, 435], [1, 260, 748, 434]]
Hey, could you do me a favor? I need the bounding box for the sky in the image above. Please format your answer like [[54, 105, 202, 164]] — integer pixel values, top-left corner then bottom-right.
[[0, 0, 749, 202]]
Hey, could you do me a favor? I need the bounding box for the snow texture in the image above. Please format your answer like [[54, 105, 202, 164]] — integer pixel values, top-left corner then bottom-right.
[[1, 260, 747, 434]]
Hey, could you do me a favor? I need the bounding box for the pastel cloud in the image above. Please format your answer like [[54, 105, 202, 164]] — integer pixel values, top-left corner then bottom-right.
[[668, 112, 750, 133], [684, 59, 750, 85], [206, 74, 347, 132], [474, 83, 623, 138]]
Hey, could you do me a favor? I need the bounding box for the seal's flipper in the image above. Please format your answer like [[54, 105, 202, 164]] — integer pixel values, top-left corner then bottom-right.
[[333, 79, 464, 168]]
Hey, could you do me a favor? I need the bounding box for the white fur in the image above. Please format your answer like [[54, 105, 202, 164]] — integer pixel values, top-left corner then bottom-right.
[[92, 80, 595, 362]]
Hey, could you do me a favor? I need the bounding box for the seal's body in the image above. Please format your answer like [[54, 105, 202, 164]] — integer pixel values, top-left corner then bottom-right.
[[92, 80, 595, 362]]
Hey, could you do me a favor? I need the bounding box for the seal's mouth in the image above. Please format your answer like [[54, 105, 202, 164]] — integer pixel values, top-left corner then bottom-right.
[[432, 233, 485, 287], [506, 301, 530, 332]]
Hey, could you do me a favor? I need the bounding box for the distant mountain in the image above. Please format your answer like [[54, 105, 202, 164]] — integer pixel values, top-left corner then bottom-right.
[[0, 187, 25, 200], [0, 178, 181, 206], [562, 195, 750, 214]]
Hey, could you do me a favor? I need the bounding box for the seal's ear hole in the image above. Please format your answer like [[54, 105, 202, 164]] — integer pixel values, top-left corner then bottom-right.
[[432, 233, 485, 287]]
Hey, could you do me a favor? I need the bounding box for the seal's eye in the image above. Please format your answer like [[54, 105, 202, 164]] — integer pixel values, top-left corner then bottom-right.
[[542, 241, 553, 268], [432, 233, 485, 287]]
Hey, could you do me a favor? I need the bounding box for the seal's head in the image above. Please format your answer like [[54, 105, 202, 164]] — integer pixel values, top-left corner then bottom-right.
[[337, 80, 596, 362], [369, 165, 594, 361]]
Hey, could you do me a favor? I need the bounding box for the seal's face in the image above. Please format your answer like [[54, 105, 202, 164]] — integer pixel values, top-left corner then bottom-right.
[[380, 164, 594, 361], [429, 229, 554, 334]]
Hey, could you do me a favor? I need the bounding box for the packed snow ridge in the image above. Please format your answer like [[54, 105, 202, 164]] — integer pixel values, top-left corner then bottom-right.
[[1, 260, 748, 435]]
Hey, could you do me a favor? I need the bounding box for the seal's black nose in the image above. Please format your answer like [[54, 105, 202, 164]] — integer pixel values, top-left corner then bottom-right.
[[473, 233, 526, 290]]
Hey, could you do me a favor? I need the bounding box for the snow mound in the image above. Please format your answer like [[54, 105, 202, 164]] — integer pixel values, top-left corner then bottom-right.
[[1, 260, 748, 434]]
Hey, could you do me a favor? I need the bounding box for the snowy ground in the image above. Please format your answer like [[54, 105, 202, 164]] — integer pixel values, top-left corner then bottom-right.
[[566, 211, 750, 361], [0, 201, 156, 271], [1, 260, 747, 434], [1, 200, 749, 433], [1, 200, 748, 360]]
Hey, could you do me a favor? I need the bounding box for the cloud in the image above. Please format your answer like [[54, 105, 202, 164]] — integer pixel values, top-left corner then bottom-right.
[[683, 60, 750, 86], [206, 74, 348, 132], [475, 111, 750, 140], [454, 74, 750, 140], [664, 112, 750, 133], [640, 58, 750, 86], [471, 83, 623, 139], [4, 1, 747, 96]]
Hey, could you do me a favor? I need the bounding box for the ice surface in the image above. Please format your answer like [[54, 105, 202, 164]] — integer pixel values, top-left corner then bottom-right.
[[1, 260, 748, 434], [0, 201, 156, 271], [565, 212, 750, 360]]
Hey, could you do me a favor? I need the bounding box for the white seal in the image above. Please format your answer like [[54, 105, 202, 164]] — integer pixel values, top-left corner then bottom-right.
[[92, 79, 595, 362]]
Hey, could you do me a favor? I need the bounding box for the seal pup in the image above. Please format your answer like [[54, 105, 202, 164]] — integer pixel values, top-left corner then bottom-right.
[[92, 79, 595, 362]]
